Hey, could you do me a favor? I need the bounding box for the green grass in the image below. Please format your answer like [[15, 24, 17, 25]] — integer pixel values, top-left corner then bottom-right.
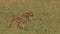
[[0, 0, 60, 34]]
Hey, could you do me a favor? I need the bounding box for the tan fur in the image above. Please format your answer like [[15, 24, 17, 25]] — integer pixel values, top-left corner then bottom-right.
[[9, 11, 34, 31], [21, 11, 34, 21]]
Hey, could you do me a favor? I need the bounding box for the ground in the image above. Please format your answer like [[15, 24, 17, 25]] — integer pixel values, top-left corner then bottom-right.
[[0, 0, 60, 34]]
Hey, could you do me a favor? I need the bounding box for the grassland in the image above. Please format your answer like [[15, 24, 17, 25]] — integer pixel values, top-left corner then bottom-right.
[[0, 0, 60, 34]]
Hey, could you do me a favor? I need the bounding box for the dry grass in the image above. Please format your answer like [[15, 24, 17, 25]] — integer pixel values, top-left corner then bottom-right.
[[0, 0, 60, 34]]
